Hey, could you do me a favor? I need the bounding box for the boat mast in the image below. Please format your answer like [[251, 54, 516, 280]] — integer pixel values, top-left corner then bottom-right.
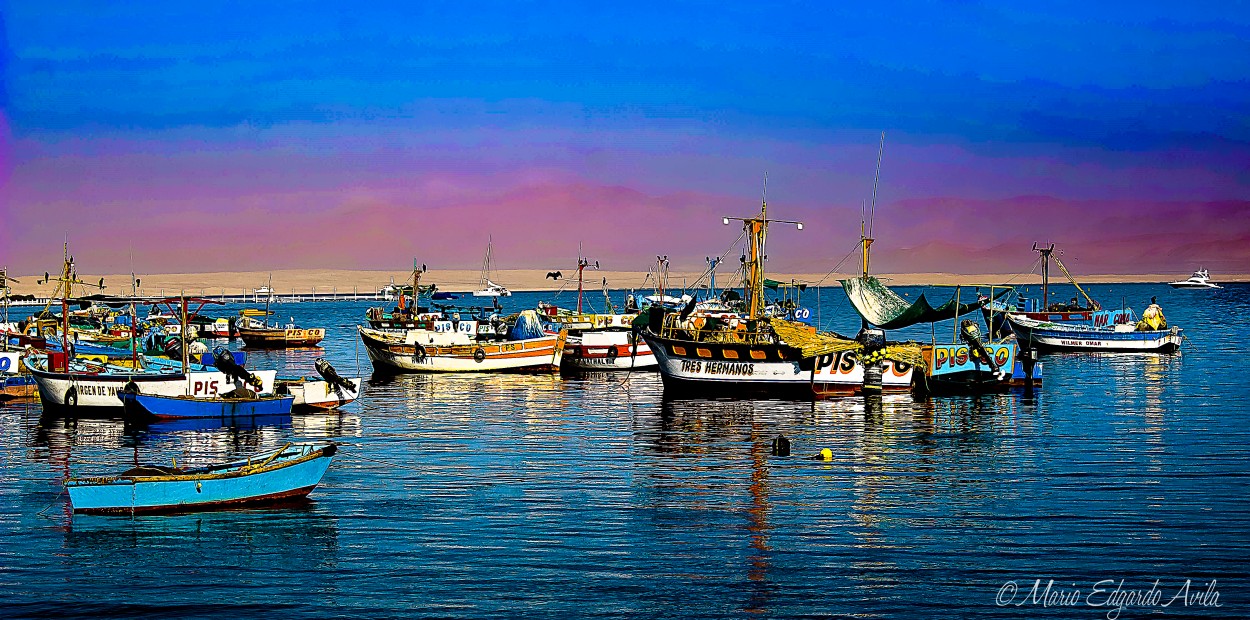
[[480, 236, 493, 289], [180, 292, 189, 374], [724, 181, 803, 321], [0, 267, 12, 352], [264, 274, 273, 327], [1033, 243, 1055, 310], [576, 256, 589, 314]]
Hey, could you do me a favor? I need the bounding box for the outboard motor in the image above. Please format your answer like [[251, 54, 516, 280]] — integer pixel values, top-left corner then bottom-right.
[[959, 319, 1001, 373], [856, 327, 887, 394], [315, 358, 357, 392], [214, 346, 262, 390], [162, 337, 183, 359]]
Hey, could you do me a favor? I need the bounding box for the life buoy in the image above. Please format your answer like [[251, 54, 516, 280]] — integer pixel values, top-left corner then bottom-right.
[[473, 347, 486, 363], [496, 323, 508, 336], [64, 386, 78, 407]]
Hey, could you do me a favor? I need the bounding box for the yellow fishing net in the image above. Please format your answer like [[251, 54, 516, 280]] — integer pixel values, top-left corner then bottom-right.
[[768, 319, 860, 357]]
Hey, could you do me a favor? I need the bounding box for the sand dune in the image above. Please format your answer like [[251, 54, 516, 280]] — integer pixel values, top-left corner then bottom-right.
[[6, 268, 1246, 298]]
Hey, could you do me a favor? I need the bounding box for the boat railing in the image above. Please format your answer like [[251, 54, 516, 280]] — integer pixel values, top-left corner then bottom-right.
[[657, 314, 777, 345]]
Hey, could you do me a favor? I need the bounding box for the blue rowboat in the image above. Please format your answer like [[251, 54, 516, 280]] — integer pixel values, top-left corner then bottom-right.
[[119, 391, 294, 419], [66, 442, 336, 515]]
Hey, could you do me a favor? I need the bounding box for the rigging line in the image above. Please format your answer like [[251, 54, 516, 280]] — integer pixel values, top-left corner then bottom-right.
[[869, 131, 885, 238], [1001, 255, 1044, 286], [813, 242, 866, 287], [1053, 257, 1097, 307], [685, 229, 748, 293]]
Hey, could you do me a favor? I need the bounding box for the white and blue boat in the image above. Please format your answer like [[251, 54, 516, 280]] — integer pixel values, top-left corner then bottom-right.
[[66, 442, 336, 515], [1005, 314, 1182, 353], [119, 390, 294, 419]]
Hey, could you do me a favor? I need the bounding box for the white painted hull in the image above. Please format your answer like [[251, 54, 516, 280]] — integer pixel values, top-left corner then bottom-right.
[[360, 326, 564, 373], [648, 338, 912, 397], [562, 331, 657, 370], [279, 378, 361, 410], [29, 368, 278, 409]]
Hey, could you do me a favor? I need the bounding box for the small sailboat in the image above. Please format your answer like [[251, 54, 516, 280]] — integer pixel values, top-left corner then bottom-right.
[[66, 442, 337, 515], [1169, 268, 1222, 289], [472, 237, 512, 297]]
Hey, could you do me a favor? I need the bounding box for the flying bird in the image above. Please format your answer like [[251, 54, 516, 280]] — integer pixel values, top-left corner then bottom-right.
[[546, 271, 563, 280]]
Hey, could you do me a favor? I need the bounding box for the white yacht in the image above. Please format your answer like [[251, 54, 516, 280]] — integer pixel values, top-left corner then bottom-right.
[[1169, 268, 1222, 289]]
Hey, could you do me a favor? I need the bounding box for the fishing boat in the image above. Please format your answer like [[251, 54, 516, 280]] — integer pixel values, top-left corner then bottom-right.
[[120, 390, 295, 419], [0, 351, 37, 400], [982, 245, 1134, 337], [365, 262, 444, 329], [0, 269, 37, 400], [237, 320, 325, 348], [1005, 314, 1183, 352], [541, 255, 657, 371], [359, 309, 566, 373], [25, 290, 277, 411], [472, 236, 512, 297], [641, 197, 920, 398], [66, 442, 337, 515], [1169, 268, 1222, 289], [274, 359, 361, 411]]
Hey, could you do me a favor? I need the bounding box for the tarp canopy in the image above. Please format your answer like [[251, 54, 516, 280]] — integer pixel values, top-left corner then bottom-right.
[[840, 276, 1009, 330]]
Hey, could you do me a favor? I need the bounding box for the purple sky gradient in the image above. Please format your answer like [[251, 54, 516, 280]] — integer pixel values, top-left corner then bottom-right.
[[3, 4, 1248, 277]]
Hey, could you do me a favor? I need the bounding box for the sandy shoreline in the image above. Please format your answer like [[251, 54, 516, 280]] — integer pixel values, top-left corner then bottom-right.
[[6, 269, 1247, 298]]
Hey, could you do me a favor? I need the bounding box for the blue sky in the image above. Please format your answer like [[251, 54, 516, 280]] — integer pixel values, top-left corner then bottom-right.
[[3, 1, 1249, 274]]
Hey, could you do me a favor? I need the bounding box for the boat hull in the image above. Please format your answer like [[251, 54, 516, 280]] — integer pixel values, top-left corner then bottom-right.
[[27, 363, 278, 410], [238, 327, 325, 348], [360, 326, 565, 373], [277, 378, 361, 410], [1, 352, 37, 400], [644, 333, 913, 399], [562, 333, 657, 371], [1007, 316, 1183, 352], [67, 443, 335, 514], [120, 391, 294, 419]]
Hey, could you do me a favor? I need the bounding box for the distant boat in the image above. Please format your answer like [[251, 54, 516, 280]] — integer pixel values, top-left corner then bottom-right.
[[119, 390, 295, 419], [66, 442, 337, 515], [1169, 268, 1222, 289], [472, 237, 512, 297], [0, 351, 36, 401]]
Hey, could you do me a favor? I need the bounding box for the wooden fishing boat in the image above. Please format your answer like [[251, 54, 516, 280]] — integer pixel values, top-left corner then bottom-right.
[[358, 310, 567, 373], [1005, 314, 1183, 353], [541, 256, 657, 371], [236, 278, 325, 347], [237, 324, 325, 348], [641, 199, 917, 398], [66, 442, 337, 515], [119, 390, 295, 419], [25, 355, 279, 409]]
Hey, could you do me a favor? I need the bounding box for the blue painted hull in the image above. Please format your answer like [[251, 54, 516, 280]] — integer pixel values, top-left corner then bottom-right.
[[120, 391, 294, 419], [67, 443, 336, 514]]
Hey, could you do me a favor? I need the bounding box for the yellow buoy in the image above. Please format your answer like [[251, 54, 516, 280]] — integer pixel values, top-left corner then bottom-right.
[[819, 448, 833, 461]]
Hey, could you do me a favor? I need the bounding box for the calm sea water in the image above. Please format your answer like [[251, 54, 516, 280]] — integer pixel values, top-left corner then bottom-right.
[[1, 283, 1247, 618]]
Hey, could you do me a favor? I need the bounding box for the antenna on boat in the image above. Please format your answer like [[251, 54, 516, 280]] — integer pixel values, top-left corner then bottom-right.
[[869, 131, 884, 238]]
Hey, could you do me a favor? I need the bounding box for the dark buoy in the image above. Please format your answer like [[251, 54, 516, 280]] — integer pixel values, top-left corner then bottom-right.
[[771, 434, 791, 457]]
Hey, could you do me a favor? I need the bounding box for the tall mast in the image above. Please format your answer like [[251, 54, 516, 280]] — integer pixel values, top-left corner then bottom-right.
[[1, 267, 11, 352], [180, 292, 188, 374], [264, 274, 273, 326], [1033, 243, 1055, 310], [724, 184, 803, 321]]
